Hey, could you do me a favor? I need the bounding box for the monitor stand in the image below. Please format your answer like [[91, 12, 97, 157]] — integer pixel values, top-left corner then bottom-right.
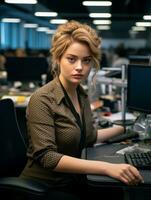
[[112, 65, 134, 127], [113, 119, 134, 126]]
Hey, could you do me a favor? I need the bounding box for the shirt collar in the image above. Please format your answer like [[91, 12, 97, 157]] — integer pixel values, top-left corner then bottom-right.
[[52, 76, 88, 105]]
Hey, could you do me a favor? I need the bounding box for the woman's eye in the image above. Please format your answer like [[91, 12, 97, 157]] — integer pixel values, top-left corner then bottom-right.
[[67, 57, 75, 63], [82, 58, 91, 64]]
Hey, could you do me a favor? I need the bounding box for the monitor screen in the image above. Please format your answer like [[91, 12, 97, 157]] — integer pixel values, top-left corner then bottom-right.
[[5, 57, 48, 83], [129, 55, 151, 65], [127, 64, 151, 114], [100, 52, 108, 68]]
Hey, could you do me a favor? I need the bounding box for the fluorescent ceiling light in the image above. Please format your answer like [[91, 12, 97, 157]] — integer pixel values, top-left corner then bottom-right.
[[24, 23, 38, 28], [5, 0, 37, 4], [37, 27, 49, 32], [35, 12, 58, 17], [132, 26, 146, 31], [83, 1, 112, 6], [93, 20, 111, 25], [129, 30, 138, 34], [136, 22, 151, 27], [97, 25, 110, 30], [2, 18, 21, 23], [143, 15, 151, 20], [46, 30, 56, 34], [89, 13, 111, 18], [50, 19, 68, 24]]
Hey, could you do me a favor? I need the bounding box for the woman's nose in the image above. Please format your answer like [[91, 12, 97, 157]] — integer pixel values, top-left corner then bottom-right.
[[75, 60, 82, 70]]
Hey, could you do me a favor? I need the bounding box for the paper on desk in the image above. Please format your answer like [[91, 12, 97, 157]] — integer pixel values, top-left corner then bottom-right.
[[103, 112, 136, 122], [1, 95, 30, 105], [116, 144, 151, 155]]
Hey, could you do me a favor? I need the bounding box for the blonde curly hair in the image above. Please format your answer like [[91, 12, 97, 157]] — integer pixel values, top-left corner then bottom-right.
[[50, 20, 101, 77]]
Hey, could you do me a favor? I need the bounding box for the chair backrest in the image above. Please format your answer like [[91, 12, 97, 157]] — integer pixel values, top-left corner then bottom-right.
[[0, 98, 27, 177]]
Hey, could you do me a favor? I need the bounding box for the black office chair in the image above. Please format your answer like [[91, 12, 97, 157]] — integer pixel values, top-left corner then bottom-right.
[[0, 98, 49, 199]]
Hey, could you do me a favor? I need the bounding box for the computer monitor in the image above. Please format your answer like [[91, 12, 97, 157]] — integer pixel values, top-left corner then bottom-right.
[[5, 57, 48, 83], [100, 52, 108, 68], [129, 55, 151, 65], [127, 64, 151, 114]]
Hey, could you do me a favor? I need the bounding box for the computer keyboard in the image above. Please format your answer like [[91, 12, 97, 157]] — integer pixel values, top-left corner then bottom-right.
[[124, 151, 151, 169], [105, 130, 139, 143]]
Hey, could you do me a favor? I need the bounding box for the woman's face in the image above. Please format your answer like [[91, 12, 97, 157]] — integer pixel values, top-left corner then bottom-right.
[[58, 41, 92, 86]]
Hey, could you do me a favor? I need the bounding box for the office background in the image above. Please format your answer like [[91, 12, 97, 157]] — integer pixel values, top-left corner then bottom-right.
[[1, 0, 151, 51]]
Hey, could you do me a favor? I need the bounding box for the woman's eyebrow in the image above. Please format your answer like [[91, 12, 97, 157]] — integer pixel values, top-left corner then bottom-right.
[[66, 54, 92, 59]]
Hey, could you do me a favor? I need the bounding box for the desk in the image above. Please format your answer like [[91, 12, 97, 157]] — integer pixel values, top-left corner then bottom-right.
[[1, 94, 30, 107], [86, 142, 151, 200], [0, 85, 36, 107]]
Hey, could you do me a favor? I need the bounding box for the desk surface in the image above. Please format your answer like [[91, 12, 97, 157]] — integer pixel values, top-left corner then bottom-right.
[[0, 85, 35, 107], [86, 142, 151, 187]]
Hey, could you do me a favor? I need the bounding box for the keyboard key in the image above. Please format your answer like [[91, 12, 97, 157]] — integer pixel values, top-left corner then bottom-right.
[[124, 151, 151, 169]]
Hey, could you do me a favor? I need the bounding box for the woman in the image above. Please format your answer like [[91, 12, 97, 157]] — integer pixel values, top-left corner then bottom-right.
[[20, 21, 143, 199]]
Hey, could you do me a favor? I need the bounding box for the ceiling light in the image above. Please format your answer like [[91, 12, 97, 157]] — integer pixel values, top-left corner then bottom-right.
[[82, 1, 112, 6], [89, 13, 111, 18], [46, 30, 56, 34], [24, 23, 38, 28], [97, 25, 110, 30], [36, 27, 49, 32], [2, 18, 21, 23], [132, 26, 146, 31], [136, 22, 151, 27], [50, 19, 68, 24], [5, 0, 37, 4], [143, 15, 151, 20], [35, 12, 58, 17], [93, 20, 111, 25]]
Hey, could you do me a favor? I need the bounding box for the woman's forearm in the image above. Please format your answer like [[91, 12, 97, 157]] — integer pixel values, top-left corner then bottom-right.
[[96, 126, 124, 143], [54, 155, 111, 175], [54, 155, 143, 185]]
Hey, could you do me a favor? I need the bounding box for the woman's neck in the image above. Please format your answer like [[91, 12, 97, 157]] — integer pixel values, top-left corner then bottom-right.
[[59, 75, 77, 97], [59, 75, 81, 114]]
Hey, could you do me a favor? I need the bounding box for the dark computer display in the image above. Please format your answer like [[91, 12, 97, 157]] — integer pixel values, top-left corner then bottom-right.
[[100, 52, 108, 68], [127, 64, 151, 114], [5, 57, 48, 83], [129, 55, 151, 65]]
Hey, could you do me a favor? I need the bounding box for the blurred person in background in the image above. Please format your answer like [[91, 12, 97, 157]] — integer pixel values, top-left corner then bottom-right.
[[15, 48, 27, 57], [112, 43, 129, 68], [0, 54, 7, 85]]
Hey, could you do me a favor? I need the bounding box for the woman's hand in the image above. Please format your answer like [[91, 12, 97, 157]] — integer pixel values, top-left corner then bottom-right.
[[105, 163, 144, 185]]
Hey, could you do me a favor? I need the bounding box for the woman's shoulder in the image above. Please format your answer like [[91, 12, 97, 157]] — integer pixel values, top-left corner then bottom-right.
[[33, 78, 57, 95], [30, 78, 63, 104]]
